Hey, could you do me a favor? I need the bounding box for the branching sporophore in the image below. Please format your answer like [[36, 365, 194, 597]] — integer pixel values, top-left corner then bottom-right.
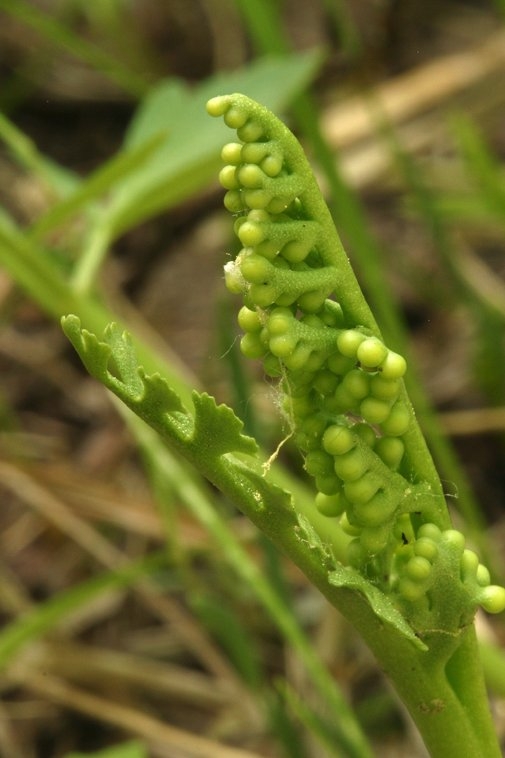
[[207, 93, 505, 631], [62, 93, 505, 758]]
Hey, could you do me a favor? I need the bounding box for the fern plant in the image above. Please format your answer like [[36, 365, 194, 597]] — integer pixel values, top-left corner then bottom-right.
[[63, 94, 505, 758]]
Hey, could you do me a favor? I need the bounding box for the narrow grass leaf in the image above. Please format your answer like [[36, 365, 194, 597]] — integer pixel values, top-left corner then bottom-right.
[[0, 110, 78, 195], [0, 553, 166, 672], [0, 0, 147, 97], [30, 133, 166, 239], [278, 679, 349, 757]]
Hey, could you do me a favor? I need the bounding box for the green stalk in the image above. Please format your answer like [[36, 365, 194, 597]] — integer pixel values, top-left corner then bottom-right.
[[176, 414, 497, 756], [266, 527, 499, 757]]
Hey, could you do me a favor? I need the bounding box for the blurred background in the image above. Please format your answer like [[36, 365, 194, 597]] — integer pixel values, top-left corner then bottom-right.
[[0, 1, 505, 756]]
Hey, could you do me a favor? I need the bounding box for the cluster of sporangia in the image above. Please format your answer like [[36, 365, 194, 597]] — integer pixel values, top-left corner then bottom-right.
[[207, 95, 505, 616]]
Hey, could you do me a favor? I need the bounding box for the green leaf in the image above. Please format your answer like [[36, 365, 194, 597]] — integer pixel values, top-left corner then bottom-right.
[[227, 457, 293, 515], [0, 554, 166, 672], [328, 564, 427, 651], [107, 52, 322, 237], [102, 322, 144, 395], [62, 316, 188, 419], [62, 316, 294, 528], [61, 314, 113, 383], [191, 391, 258, 457], [295, 514, 332, 562], [137, 369, 187, 417], [63, 316, 258, 459]]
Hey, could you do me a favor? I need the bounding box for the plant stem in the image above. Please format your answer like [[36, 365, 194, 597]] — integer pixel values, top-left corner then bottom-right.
[[373, 625, 500, 758], [219, 473, 501, 757]]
